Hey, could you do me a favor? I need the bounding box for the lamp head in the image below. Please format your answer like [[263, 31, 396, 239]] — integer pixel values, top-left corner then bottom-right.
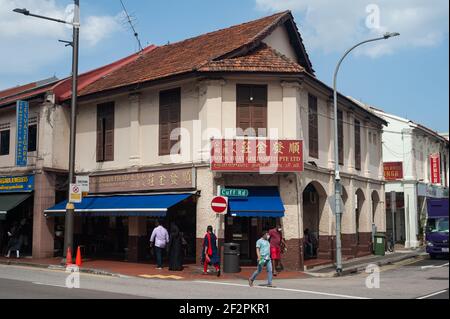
[[13, 8, 30, 15], [383, 32, 400, 39]]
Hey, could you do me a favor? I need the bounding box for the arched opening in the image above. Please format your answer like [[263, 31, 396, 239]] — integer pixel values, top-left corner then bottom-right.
[[302, 182, 327, 260], [355, 189, 366, 245]]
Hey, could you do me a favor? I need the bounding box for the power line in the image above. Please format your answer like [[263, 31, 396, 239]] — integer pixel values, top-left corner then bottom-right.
[[119, 0, 143, 52]]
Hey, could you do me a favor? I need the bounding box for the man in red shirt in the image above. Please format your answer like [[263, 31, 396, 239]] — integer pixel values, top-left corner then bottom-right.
[[269, 223, 286, 276]]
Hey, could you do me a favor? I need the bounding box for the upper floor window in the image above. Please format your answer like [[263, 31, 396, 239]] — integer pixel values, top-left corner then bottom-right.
[[159, 88, 181, 156], [308, 94, 318, 159], [0, 128, 10, 156], [236, 84, 267, 136], [337, 110, 344, 165], [28, 117, 37, 152], [96, 102, 115, 162], [354, 119, 361, 171]]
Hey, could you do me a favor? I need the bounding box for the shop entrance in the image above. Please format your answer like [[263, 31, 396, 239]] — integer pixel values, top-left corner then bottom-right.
[[0, 194, 33, 257], [302, 182, 327, 260], [225, 216, 277, 265]]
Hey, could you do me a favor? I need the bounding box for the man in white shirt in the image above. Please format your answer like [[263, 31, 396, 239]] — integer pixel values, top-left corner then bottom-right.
[[150, 220, 169, 269]]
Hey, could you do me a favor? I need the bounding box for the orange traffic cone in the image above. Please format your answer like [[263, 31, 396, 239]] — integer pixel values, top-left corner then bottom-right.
[[66, 247, 73, 265], [75, 246, 82, 267]]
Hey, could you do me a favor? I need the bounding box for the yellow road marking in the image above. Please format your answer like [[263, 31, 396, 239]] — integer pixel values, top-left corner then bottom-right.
[[139, 274, 183, 280]]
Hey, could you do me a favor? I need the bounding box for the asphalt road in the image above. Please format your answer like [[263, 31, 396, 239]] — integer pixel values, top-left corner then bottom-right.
[[0, 256, 448, 299]]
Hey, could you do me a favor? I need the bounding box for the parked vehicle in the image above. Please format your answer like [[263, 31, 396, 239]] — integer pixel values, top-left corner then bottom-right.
[[425, 198, 449, 259]]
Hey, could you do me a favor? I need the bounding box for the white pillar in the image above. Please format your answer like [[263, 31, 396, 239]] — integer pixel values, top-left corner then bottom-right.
[[404, 183, 419, 248], [129, 93, 141, 166]]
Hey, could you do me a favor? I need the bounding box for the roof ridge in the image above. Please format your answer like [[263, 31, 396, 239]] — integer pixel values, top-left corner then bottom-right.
[[156, 11, 289, 51], [211, 11, 291, 62]]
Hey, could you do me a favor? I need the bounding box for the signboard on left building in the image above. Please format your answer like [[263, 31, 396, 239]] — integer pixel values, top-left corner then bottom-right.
[[0, 175, 34, 193], [384, 162, 403, 181], [15, 100, 29, 167]]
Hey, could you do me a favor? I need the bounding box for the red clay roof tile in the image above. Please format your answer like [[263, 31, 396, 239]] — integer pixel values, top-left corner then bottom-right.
[[79, 11, 306, 97], [198, 43, 304, 73]]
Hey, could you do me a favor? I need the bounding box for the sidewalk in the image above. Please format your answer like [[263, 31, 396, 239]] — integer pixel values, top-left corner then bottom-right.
[[305, 248, 428, 277], [0, 256, 309, 281]]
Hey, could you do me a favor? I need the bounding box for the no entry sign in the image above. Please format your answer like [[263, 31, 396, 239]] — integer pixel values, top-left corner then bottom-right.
[[211, 196, 228, 214]]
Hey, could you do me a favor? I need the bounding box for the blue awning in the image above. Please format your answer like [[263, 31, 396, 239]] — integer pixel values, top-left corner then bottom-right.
[[228, 187, 285, 218], [44, 193, 193, 217]]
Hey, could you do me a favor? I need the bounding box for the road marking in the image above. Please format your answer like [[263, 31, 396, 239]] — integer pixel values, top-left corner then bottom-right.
[[194, 280, 370, 299], [417, 289, 448, 299], [139, 274, 183, 280], [32, 282, 67, 288], [421, 262, 449, 270]]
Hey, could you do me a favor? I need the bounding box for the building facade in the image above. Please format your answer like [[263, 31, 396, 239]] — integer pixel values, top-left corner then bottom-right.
[[2, 11, 388, 270], [42, 12, 387, 270], [371, 108, 449, 249], [0, 77, 70, 258]]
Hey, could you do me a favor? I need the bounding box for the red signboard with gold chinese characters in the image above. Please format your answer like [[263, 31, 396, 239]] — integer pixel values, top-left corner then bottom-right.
[[210, 139, 303, 173], [430, 153, 441, 184], [383, 162, 403, 181]]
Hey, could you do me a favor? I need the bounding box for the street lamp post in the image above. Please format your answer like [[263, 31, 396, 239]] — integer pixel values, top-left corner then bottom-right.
[[333, 32, 399, 274], [13, 0, 80, 262]]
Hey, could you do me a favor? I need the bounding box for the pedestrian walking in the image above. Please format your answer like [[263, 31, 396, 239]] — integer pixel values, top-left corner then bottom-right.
[[5, 222, 23, 259], [168, 223, 184, 271], [269, 223, 286, 276], [249, 230, 273, 287], [150, 220, 169, 269], [201, 225, 221, 276]]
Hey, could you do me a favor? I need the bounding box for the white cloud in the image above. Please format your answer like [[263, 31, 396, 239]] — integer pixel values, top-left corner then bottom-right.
[[0, 0, 121, 80], [255, 0, 449, 57]]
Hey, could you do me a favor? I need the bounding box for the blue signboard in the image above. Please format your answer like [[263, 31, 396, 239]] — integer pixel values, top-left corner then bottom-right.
[[0, 175, 34, 193], [16, 100, 29, 167]]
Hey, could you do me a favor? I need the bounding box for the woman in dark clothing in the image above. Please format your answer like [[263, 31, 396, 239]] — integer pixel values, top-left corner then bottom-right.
[[5, 223, 23, 258], [201, 225, 221, 276], [168, 224, 184, 271]]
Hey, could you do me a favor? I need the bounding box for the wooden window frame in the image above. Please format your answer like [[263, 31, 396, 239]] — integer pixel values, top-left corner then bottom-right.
[[337, 110, 344, 165], [354, 119, 361, 171], [0, 129, 10, 156], [308, 94, 319, 159], [236, 84, 268, 137], [28, 124, 37, 152], [159, 88, 181, 156], [96, 102, 115, 162]]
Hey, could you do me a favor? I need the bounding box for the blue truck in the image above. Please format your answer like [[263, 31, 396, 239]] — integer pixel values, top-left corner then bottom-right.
[[425, 198, 449, 259]]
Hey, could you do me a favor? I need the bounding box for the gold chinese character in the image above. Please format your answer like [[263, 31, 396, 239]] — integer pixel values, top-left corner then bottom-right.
[[170, 173, 179, 185], [146, 174, 155, 187], [241, 141, 251, 154], [257, 141, 267, 154], [183, 171, 192, 184], [159, 175, 166, 186], [289, 142, 301, 154], [272, 142, 285, 154]]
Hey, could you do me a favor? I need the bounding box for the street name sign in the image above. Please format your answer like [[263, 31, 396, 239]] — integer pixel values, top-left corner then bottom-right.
[[220, 188, 248, 198]]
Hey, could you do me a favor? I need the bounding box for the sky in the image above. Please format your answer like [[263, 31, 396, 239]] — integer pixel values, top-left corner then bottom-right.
[[0, 0, 448, 132]]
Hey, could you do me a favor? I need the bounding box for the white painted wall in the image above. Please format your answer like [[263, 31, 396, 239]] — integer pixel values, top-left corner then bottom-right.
[[262, 25, 298, 62]]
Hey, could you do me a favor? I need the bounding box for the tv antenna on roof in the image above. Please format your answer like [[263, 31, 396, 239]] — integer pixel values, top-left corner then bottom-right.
[[119, 0, 143, 52]]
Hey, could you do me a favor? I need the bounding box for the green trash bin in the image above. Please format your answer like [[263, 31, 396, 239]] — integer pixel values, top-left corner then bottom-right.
[[373, 233, 385, 256]]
